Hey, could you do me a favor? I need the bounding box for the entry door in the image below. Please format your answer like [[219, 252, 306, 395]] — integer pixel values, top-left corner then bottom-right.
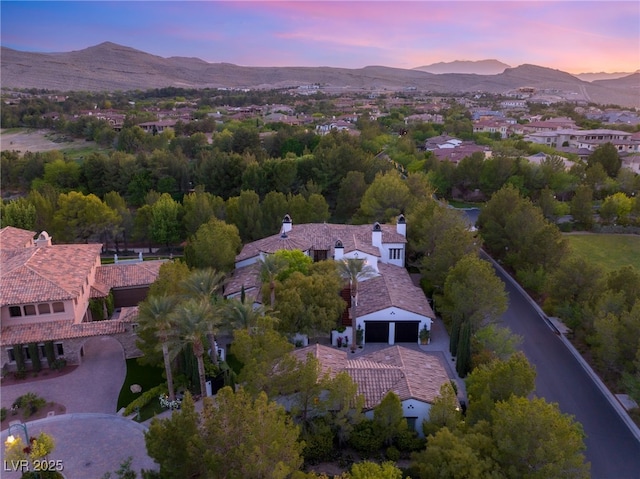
[[394, 321, 420, 343], [365, 321, 390, 343]]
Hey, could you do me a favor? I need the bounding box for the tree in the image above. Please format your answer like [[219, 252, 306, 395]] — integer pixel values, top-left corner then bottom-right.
[[335, 171, 368, 222], [184, 218, 241, 271], [349, 461, 404, 479], [276, 261, 346, 337], [0, 198, 36, 230], [337, 258, 377, 352], [137, 296, 178, 400], [439, 254, 508, 335], [148, 260, 191, 298], [600, 192, 633, 225], [423, 381, 462, 437], [182, 187, 225, 237], [492, 396, 590, 479], [588, 142, 621, 177], [408, 200, 479, 291], [53, 191, 119, 243], [570, 185, 594, 228], [200, 387, 303, 479], [149, 193, 182, 251], [222, 299, 269, 333], [357, 171, 412, 223], [259, 253, 288, 309], [411, 426, 499, 479], [104, 191, 132, 253], [465, 352, 536, 424], [226, 190, 263, 241], [373, 391, 407, 447], [145, 392, 205, 479], [170, 298, 217, 396]]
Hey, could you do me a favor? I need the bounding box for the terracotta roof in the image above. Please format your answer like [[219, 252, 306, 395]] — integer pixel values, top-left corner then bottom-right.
[[291, 344, 449, 409], [95, 260, 164, 289], [236, 222, 405, 263], [0, 226, 36, 251], [224, 263, 261, 300], [1, 244, 102, 306], [358, 263, 435, 318], [0, 319, 125, 346]]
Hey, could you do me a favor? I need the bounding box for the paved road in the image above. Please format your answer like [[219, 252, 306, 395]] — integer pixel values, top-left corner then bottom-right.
[[492, 263, 640, 479]]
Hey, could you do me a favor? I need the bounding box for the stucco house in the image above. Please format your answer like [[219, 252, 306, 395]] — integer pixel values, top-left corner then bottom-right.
[[225, 215, 435, 345], [0, 226, 163, 371], [291, 343, 450, 436]]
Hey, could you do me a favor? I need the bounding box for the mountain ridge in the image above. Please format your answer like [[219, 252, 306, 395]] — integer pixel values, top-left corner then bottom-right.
[[1, 42, 638, 108]]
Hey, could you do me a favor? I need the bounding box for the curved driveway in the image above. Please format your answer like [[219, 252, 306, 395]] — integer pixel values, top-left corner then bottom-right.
[[491, 258, 640, 479], [1, 336, 158, 478]]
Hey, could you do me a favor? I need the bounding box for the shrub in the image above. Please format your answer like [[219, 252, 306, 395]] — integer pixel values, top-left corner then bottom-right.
[[51, 358, 67, 371], [301, 418, 335, 464], [395, 428, 425, 452], [1, 407, 6, 422], [13, 368, 27, 380], [124, 384, 167, 416], [386, 445, 400, 461], [348, 420, 384, 457], [13, 392, 47, 417], [44, 342, 55, 368], [28, 343, 41, 372], [13, 344, 25, 371]]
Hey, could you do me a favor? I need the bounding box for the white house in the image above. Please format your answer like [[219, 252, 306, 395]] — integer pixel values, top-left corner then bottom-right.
[[291, 343, 451, 437], [225, 215, 435, 345]]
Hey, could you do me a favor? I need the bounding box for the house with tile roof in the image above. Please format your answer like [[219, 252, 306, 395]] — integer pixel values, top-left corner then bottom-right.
[[0, 227, 163, 371], [291, 343, 451, 436], [226, 215, 435, 346]]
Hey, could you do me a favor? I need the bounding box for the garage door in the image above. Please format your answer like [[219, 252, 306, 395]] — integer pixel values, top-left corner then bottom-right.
[[395, 321, 419, 343], [365, 321, 389, 343]]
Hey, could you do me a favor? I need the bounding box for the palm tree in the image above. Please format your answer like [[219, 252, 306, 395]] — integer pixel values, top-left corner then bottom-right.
[[180, 268, 226, 365], [258, 254, 286, 309], [171, 298, 216, 397], [222, 299, 270, 334], [137, 296, 178, 401], [337, 258, 377, 352]]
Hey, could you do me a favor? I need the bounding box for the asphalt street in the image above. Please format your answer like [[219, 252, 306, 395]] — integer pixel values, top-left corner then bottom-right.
[[492, 263, 640, 479]]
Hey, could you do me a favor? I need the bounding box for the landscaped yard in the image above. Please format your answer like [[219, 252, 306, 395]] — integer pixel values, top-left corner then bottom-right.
[[117, 358, 166, 421], [564, 233, 640, 273]]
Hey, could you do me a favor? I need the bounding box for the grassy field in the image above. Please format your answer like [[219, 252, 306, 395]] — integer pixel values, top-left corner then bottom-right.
[[564, 233, 640, 273], [117, 358, 165, 420]]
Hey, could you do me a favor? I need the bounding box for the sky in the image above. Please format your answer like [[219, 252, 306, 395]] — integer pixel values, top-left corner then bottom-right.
[[1, 1, 639, 74]]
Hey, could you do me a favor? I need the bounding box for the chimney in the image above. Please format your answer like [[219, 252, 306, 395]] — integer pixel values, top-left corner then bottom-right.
[[282, 214, 292, 234], [396, 214, 406, 237], [372, 222, 382, 248], [35, 231, 52, 248], [334, 239, 344, 260]]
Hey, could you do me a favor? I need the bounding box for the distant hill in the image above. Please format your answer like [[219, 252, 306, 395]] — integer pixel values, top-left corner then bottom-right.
[[1, 42, 638, 108], [575, 71, 638, 82], [413, 59, 511, 75]]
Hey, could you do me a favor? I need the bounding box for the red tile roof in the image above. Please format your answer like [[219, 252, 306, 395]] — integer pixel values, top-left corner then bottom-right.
[[0, 227, 35, 251], [0, 319, 125, 346], [292, 344, 449, 409], [95, 260, 165, 289], [236, 222, 405, 263]]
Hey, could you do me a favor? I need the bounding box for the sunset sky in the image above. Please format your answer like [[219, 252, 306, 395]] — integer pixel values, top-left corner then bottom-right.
[[2, 1, 638, 74]]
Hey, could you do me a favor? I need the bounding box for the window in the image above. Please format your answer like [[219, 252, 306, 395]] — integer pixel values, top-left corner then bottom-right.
[[55, 343, 64, 356], [52, 302, 65, 313], [9, 306, 22, 317], [39, 344, 47, 358], [389, 248, 402, 260], [38, 303, 51, 315], [313, 249, 328, 262], [23, 305, 37, 316], [23, 346, 31, 360], [7, 348, 15, 362]]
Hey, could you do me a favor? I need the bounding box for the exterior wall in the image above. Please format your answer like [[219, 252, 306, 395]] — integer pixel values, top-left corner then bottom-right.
[[364, 398, 431, 437], [378, 241, 405, 267], [358, 307, 432, 345], [1, 300, 76, 326]]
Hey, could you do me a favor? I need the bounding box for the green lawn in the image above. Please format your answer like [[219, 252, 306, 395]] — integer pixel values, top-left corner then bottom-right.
[[117, 358, 165, 420], [564, 233, 640, 273]]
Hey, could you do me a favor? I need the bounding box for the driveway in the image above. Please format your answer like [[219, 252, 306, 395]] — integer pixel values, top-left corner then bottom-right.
[[1, 336, 159, 478], [1, 336, 126, 414]]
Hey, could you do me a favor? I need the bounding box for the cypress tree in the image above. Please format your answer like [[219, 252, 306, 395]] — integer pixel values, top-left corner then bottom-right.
[[449, 317, 461, 356], [456, 321, 472, 378]]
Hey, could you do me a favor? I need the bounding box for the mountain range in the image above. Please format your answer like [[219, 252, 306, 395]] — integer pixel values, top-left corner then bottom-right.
[[2, 42, 638, 108]]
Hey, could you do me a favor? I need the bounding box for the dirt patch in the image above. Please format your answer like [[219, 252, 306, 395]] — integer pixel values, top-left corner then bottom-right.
[[0, 128, 93, 153], [1, 402, 66, 431]]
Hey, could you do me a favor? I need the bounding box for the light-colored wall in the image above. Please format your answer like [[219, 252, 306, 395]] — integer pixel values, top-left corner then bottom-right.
[[1, 299, 76, 325], [364, 398, 431, 437], [358, 307, 432, 345]]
